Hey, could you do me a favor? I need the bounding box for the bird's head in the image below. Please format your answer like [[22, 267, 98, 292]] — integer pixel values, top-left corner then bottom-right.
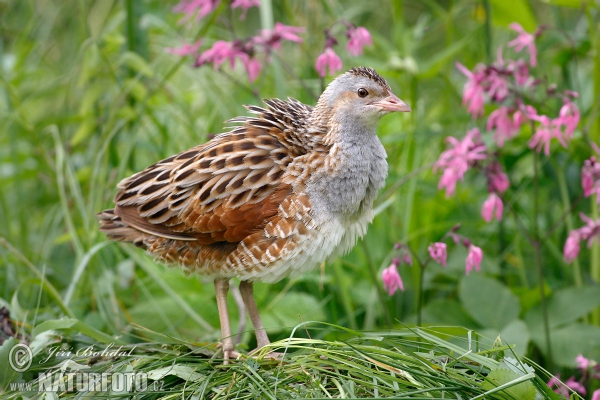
[[314, 66, 411, 129]]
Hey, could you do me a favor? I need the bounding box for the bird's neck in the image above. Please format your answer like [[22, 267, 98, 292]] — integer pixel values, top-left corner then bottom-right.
[[309, 107, 380, 148]]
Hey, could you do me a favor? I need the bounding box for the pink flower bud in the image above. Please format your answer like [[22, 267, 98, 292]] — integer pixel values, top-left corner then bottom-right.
[[382, 262, 404, 296], [346, 26, 372, 56], [315, 48, 342, 77], [481, 193, 503, 222], [465, 245, 483, 275], [563, 230, 581, 264], [428, 242, 447, 267], [582, 156, 600, 200]]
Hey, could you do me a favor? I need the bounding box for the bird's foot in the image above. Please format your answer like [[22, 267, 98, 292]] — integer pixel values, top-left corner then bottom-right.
[[215, 342, 241, 365], [248, 347, 286, 362], [223, 349, 241, 365]]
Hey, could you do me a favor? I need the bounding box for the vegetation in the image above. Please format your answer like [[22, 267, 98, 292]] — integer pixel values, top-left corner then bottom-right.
[[0, 0, 599, 398]]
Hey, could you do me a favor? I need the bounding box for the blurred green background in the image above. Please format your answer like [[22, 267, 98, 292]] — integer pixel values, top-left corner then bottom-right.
[[1, 0, 599, 385]]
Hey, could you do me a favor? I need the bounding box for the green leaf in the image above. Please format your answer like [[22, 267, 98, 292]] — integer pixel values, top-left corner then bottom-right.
[[489, 0, 537, 32], [420, 299, 479, 328], [118, 51, 154, 77], [459, 275, 520, 330], [547, 323, 600, 367], [147, 365, 206, 382], [500, 319, 530, 357], [32, 318, 124, 345], [523, 286, 600, 339], [482, 319, 531, 357], [0, 338, 21, 386], [262, 292, 325, 331], [482, 368, 537, 400]]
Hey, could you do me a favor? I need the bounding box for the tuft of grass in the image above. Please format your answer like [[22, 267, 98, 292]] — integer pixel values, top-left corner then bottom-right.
[[2, 322, 575, 399]]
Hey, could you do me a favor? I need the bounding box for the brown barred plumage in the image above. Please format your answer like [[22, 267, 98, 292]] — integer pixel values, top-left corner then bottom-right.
[[98, 67, 410, 362]]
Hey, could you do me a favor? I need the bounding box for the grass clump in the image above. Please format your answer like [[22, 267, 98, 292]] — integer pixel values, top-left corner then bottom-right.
[[2, 323, 573, 399]]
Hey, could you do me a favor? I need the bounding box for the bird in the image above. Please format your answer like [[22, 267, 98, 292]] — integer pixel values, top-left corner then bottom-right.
[[98, 66, 411, 363]]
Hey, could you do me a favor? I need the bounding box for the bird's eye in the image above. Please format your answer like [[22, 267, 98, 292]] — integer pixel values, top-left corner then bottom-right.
[[357, 88, 369, 98]]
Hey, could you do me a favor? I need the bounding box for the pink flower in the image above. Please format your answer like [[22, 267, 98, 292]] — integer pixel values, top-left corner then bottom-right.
[[465, 245, 483, 275], [481, 193, 503, 222], [547, 374, 568, 397], [512, 106, 530, 131], [428, 242, 447, 267], [508, 22, 537, 67], [402, 252, 413, 266], [382, 258, 404, 295], [486, 70, 509, 102], [565, 213, 600, 264], [565, 376, 586, 395], [576, 354, 591, 370], [582, 158, 596, 197], [563, 230, 581, 264], [231, 0, 260, 19], [592, 389, 600, 400], [557, 98, 580, 137], [508, 59, 530, 85], [582, 156, 600, 199], [456, 62, 486, 118], [487, 106, 518, 147], [196, 40, 261, 82], [548, 374, 586, 396], [315, 48, 342, 77], [197, 40, 243, 69], [434, 128, 487, 196], [346, 26, 372, 56], [271, 23, 304, 43], [486, 162, 510, 194], [511, 103, 538, 139], [577, 213, 600, 248], [173, 0, 220, 23], [165, 39, 202, 56], [241, 57, 261, 82], [256, 23, 304, 50], [528, 115, 567, 156]]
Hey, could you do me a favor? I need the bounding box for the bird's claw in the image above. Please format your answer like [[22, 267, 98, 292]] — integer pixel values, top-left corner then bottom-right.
[[215, 342, 241, 365]]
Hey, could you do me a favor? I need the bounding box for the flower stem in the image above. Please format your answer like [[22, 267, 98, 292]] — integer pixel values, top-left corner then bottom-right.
[[361, 241, 392, 327], [591, 195, 600, 325], [406, 245, 427, 327], [533, 150, 553, 366], [417, 263, 425, 327], [554, 159, 583, 287], [482, 0, 492, 63], [259, 0, 285, 99]]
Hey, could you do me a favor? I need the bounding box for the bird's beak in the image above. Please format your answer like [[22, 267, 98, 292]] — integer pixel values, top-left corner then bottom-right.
[[372, 92, 411, 113]]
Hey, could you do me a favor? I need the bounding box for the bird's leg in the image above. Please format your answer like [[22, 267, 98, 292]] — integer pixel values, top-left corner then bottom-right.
[[229, 282, 247, 345], [214, 279, 237, 364], [239, 281, 270, 349]]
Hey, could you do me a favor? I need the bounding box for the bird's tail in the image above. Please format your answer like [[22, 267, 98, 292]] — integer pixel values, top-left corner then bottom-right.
[[97, 209, 146, 248]]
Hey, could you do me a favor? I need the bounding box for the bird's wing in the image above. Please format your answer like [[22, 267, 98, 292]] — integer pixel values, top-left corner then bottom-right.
[[113, 122, 296, 245]]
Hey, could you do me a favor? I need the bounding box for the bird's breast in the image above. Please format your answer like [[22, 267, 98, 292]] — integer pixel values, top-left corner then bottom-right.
[[305, 136, 388, 223]]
